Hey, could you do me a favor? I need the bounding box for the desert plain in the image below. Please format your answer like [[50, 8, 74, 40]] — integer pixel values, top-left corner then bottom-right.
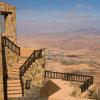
[[16, 32, 100, 99]]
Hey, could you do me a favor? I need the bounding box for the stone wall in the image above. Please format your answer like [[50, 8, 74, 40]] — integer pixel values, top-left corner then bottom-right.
[[22, 58, 45, 96], [0, 50, 4, 100], [0, 2, 16, 42], [0, 2, 16, 12], [5, 47, 19, 71], [0, 2, 17, 100], [0, 1, 17, 72], [5, 11, 16, 42], [23, 58, 45, 87], [0, 2, 18, 72]]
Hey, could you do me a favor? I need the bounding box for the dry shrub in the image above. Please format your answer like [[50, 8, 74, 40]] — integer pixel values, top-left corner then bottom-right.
[[88, 89, 100, 100]]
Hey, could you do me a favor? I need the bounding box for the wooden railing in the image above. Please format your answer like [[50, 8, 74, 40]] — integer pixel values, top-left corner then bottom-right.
[[80, 77, 93, 92], [20, 49, 42, 77], [19, 49, 43, 95], [1, 36, 20, 55], [45, 71, 93, 93]]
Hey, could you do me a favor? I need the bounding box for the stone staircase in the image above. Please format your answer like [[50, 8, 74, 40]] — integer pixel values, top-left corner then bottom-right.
[[8, 58, 26, 79], [1, 36, 44, 99], [7, 80, 22, 98], [7, 57, 27, 98]]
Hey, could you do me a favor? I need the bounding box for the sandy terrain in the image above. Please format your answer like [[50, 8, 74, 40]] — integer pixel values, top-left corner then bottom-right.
[[17, 32, 100, 99], [48, 79, 90, 100], [17, 33, 100, 57], [46, 63, 95, 73], [18, 32, 100, 82], [20, 48, 35, 57]]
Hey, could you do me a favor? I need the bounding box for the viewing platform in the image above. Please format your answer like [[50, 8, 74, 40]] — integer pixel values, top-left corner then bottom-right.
[[41, 79, 91, 100]]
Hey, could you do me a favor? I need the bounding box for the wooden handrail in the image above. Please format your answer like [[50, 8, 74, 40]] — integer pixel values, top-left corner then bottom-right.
[[19, 49, 43, 95], [20, 49, 42, 77], [80, 76, 93, 92], [1, 36, 21, 98], [45, 71, 93, 93], [1, 36, 20, 55]]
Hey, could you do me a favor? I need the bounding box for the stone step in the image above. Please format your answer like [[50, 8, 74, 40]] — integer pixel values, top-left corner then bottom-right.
[[8, 75, 19, 79], [13, 67, 21, 70], [18, 58, 27, 63], [8, 86, 21, 91], [7, 79, 22, 98], [8, 74, 19, 78], [8, 72, 19, 75], [11, 64, 22, 69], [8, 71, 19, 76], [12, 67, 20, 69], [20, 57, 27, 60], [7, 80, 20, 84], [8, 71, 19, 75], [15, 63, 22, 67], [18, 61, 25, 64], [8, 71, 19, 77], [8, 90, 22, 94], [10, 68, 19, 72], [8, 93, 22, 98], [7, 82, 21, 87]]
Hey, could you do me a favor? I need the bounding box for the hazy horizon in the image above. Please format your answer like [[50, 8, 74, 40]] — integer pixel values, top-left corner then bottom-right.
[[2, 0, 100, 35]]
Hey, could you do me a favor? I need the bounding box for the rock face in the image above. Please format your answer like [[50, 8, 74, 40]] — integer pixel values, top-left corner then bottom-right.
[[23, 58, 45, 86], [22, 58, 45, 97], [5, 47, 19, 70]]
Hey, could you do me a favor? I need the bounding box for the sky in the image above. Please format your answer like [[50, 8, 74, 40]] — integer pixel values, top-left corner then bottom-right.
[[3, 0, 100, 34]]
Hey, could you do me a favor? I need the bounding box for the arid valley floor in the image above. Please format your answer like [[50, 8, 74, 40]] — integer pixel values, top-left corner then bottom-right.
[[18, 32, 100, 96]]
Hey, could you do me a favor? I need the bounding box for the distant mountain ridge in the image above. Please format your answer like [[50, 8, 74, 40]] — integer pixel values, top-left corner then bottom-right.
[[17, 27, 100, 39], [74, 28, 100, 35]]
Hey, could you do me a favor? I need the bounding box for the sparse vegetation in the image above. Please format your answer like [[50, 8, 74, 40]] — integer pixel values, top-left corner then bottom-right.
[[60, 58, 81, 65], [71, 90, 77, 97], [88, 59, 100, 69], [88, 89, 100, 100]]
